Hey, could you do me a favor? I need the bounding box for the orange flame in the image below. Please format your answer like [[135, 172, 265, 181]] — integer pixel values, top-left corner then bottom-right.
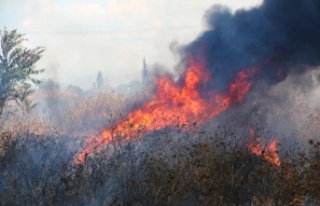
[[247, 129, 280, 166], [75, 60, 259, 164]]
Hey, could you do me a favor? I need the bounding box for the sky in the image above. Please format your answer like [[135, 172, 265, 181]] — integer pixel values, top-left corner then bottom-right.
[[0, 0, 263, 89]]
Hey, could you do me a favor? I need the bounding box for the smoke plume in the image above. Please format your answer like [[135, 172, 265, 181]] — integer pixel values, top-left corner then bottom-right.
[[184, 0, 320, 91]]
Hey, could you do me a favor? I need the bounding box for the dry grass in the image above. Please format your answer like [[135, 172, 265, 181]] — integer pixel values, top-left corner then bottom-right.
[[0, 87, 319, 205]]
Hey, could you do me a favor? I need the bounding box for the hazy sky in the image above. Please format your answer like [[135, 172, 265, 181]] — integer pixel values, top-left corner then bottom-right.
[[0, 0, 262, 88]]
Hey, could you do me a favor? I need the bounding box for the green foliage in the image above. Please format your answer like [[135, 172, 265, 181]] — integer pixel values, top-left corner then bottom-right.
[[96, 71, 103, 88], [0, 28, 44, 117], [13, 84, 38, 117], [38, 79, 60, 91]]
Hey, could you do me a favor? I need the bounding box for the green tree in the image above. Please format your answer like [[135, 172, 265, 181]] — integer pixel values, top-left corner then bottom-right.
[[96, 71, 103, 88], [39, 79, 60, 91], [13, 84, 38, 117], [0, 28, 44, 117]]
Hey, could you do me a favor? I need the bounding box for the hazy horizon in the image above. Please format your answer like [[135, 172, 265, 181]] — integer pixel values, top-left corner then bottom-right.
[[1, 0, 263, 89]]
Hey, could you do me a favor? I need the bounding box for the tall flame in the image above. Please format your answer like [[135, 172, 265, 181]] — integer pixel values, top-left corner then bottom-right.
[[75, 59, 258, 164]]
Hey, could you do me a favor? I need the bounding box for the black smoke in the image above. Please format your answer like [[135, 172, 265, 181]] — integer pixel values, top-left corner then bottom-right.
[[184, 0, 320, 91]]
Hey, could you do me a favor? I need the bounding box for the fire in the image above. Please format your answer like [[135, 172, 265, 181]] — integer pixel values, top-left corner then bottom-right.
[[247, 129, 281, 166], [75, 59, 258, 164]]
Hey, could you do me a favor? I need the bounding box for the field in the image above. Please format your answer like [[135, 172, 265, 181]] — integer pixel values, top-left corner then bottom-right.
[[0, 87, 319, 206]]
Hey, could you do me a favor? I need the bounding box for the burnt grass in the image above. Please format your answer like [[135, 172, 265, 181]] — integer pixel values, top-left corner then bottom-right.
[[0, 126, 320, 206]]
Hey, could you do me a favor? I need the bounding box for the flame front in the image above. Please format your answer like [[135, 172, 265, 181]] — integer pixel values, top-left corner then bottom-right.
[[75, 60, 258, 164], [247, 129, 281, 166]]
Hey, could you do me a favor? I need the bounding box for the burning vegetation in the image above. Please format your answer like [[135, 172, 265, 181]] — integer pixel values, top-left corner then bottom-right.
[[1, 0, 320, 205], [75, 58, 259, 164]]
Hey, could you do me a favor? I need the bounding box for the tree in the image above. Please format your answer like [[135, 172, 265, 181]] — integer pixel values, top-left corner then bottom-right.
[[0, 28, 44, 117], [67, 84, 83, 95], [96, 71, 103, 88], [142, 58, 148, 85], [38, 79, 60, 91], [13, 84, 38, 117]]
